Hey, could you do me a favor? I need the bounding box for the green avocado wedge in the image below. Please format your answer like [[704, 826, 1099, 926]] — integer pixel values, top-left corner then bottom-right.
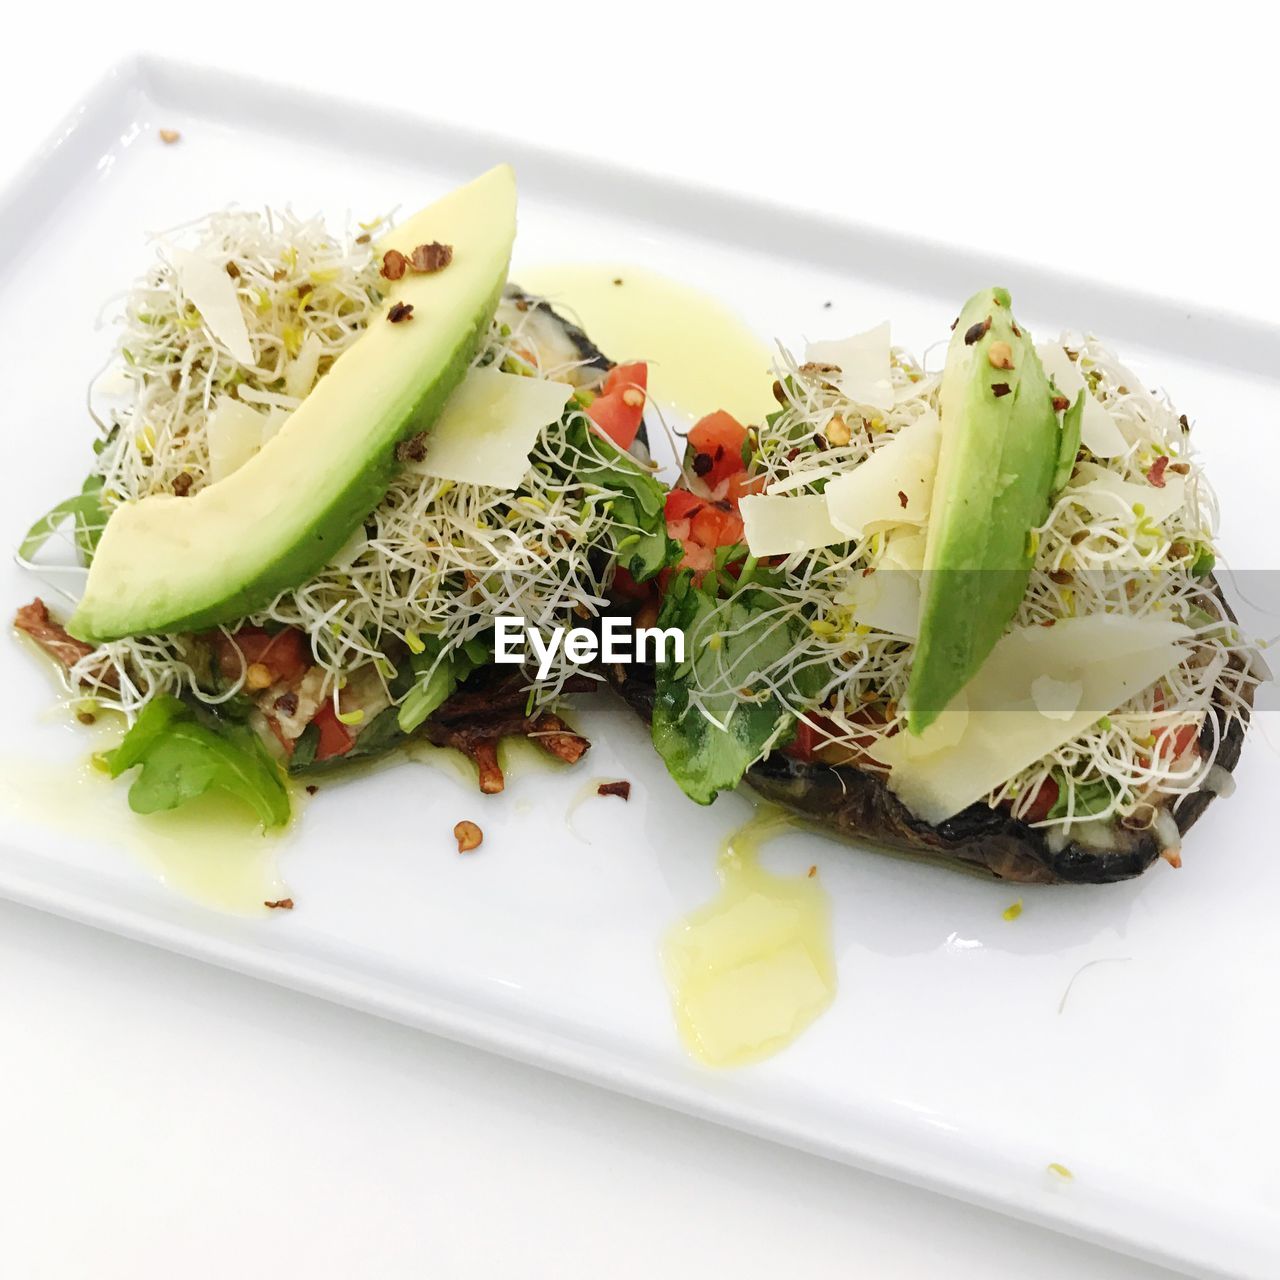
[[69, 165, 518, 644], [905, 287, 1061, 735]]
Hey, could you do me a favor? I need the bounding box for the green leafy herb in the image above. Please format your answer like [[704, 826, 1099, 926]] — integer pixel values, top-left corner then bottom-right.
[[1047, 772, 1119, 823], [21, 475, 108, 566], [397, 634, 491, 734], [105, 695, 290, 828], [652, 574, 821, 804], [567, 419, 678, 582]]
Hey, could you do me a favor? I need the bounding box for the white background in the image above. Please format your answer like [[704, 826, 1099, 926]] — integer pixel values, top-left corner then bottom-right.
[[1, 5, 1270, 1276]]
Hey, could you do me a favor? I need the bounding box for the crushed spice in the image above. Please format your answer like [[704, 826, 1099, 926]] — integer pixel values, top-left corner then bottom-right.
[[158, 129, 181, 145], [597, 780, 631, 800], [381, 249, 408, 281], [963, 316, 992, 345], [387, 301, 414, 324], [453, 820, 483, 853], [264, 898, 294, 910], [408, 241, 453, 274]]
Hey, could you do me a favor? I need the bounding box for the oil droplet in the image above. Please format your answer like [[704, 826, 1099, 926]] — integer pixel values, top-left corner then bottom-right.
[[0, 715, 291, 915], [663, 807, 836, 1068], [511, 263, 776, 424]]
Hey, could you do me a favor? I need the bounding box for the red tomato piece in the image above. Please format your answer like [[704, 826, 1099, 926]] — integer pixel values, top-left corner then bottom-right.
[[690, 503, 744, 549], [724, 471, 766, 506], [664, 489, 704, 523], [586, 361, 648, 450], [312, 702, 355, 761], [688, 411, 748, 488], [216, 626, 310, 684], [1020, 777, 1060, 824], [1158, 722, 1199, 761]]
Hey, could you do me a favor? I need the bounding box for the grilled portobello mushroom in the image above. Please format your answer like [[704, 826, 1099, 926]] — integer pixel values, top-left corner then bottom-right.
[[607, 616, 1252, 884]]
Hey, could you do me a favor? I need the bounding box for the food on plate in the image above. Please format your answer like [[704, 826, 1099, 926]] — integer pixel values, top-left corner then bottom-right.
[[15, 169, 675, 825], [610, 289, 1258, 882]]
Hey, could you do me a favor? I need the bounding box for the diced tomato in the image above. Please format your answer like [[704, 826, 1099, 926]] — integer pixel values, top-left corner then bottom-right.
[[216, 626, 310, 685], [586, 361, 648, 450], [664, 489, 705, 523], [677, 541, 715, 574], [312, 702, 355, 761], [1020, 777, 1060, 824], [690, 502, 744, 549], [688, 411, 748, 488], [1156, 722, 1200, 762], [724, 471, 766, 505], [610, 566, 648, 600]]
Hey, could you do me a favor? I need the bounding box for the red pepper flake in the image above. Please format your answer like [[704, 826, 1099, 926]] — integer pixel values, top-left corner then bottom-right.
[[265, 898, 294, 910], [387, 301, 414, 324], [1147, 455, 1169, 488], [454, 820, 483, 853], [171, 472, 194, 497], [408, 241, 453, 274], [305, 785, 318, 796], [597, 780, 632, 800], [1040, 619, 1056, 627], [807, 865, 818, 878], [991, 382, 1012, 398], [395, 432, 428, 463], [158, 128, 181, 145], [1051, 394, 1070, 412], [381, 249, 408, 281], [897, 489, 909, 509], [963, 316, 992, 345]]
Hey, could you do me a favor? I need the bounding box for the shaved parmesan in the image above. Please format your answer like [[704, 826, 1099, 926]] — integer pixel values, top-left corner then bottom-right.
[[1031, 674, 1083, 721], [805, 322, 894, 411], [170, 247, 254, 366], [838, 564, 921, 638], [260, 406, 291, 445], [824, 407, 941, 538], [1035, 342, 1128, 458], [740, 493, 846, 557], [874, 615, 1191, 823], [413, 367, 574, 491], [1068, 461, 1186, 525], [836, 529, 927, 638], [206, 396, 266, 483], [284, 332, 323, 400]]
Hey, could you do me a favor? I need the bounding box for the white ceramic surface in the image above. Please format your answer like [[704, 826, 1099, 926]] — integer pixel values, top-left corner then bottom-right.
[[0, 58, 1276, 1279]]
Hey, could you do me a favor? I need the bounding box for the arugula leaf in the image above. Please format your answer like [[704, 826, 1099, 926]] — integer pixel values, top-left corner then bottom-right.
[[21, 474, 108, 566], [566, 419, 678, 582], [105, 696, 290, 828], [652, 574, 820, 804], [397, 635, 490, 734], [1047, 772, 1118, 823]]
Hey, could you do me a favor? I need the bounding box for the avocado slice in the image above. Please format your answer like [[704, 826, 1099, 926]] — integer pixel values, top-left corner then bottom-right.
[[906, 287, 1060, 735], [69, 165, 517, 643]]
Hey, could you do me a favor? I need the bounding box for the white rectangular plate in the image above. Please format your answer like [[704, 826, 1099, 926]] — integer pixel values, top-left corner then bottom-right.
[[2, 57, 1278, 1280]]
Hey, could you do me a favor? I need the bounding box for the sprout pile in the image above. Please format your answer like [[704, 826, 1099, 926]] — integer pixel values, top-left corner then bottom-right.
[[678, 336, 1259, 833], [24, 209, 659, 725]]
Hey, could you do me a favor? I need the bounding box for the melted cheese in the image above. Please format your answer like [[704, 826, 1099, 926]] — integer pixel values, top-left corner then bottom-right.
[[412, 366, 574, 490], [1035, 342, 1129, 458], [739, 493, 845, 557], [824, 407, 941, 537], [805, 322, 894, 410], [875, 615, 1191, 823]]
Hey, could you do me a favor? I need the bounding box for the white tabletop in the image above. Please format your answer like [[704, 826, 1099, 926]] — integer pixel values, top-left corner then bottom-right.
[[3, 5, 1265, 1276]]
